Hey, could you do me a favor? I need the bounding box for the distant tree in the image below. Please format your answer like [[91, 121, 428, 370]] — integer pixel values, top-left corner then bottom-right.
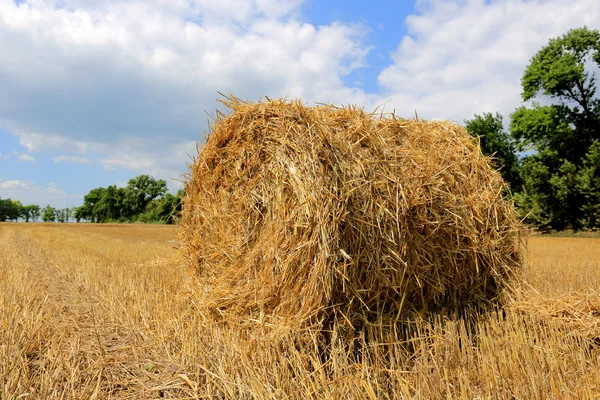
[[12, 200, 23, 221], [54, 208, 71, 223], [0, 198, 7, 221], [95, 185, 128, 222], [0, 197, 22, 221], [175, 189, 185, 214], [76, 175, 175, 224], [21, 205, 32, 222], [31, 204, 41, 222], [137, 191, 183, 224], [125, 175, 168, 217], [465, 112, 522, 190], [70, 206, 79, 222], [22, 204, 41, 222], [510, 26, 600, 230], [80, 187, 107, 223], [42, 205, 57, 222], [73, 206, 85, 223]]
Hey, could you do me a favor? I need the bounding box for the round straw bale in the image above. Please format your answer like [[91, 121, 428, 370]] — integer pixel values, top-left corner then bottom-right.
[[180, 97, 521, 327]]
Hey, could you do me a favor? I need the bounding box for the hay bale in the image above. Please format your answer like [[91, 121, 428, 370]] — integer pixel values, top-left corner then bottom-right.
[[180, 97, 521, 328]]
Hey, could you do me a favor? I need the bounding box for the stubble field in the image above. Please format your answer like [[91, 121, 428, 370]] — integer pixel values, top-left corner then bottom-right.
[[1, 223, 600, 399]]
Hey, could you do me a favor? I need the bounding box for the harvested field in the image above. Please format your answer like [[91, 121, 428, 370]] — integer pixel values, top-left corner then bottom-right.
[[1, 223, 600, 399]]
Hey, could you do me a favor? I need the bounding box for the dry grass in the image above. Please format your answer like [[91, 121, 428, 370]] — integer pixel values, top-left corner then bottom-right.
[[1, 223, 600, 399]]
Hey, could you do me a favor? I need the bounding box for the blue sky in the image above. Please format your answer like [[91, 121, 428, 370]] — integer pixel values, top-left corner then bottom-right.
[[303, 0, 415, 92], [1, 0, 599, 209]]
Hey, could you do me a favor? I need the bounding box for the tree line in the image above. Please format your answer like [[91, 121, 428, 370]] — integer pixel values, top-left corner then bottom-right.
[[73, 174, 182, 224], [0, 200, 78, 223], [0, 174, 183, 224]]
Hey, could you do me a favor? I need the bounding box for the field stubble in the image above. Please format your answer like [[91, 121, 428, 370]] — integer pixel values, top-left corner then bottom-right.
[[1, 224, 600, 399]]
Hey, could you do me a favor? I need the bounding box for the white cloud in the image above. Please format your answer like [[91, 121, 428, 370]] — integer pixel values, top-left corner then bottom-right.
[[0, 0, 375, 201], [42, 187, 68, 196], [101, 155, 154, 171], [18, 153, 36, 162], [18, 132, 93, 153], [0, 178, 72, 207], [0, 179, 32, 190], [0, 151, 37, 162], [53, 155, 91, 164], [98, 137, 195, 189], [0, 0, 370, 147], [378, 0, 600, 122]]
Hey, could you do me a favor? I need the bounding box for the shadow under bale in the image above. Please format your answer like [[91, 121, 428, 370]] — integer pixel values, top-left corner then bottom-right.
[[179, 96, 522, 336]]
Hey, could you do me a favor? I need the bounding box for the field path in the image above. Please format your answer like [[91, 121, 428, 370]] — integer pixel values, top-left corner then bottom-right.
[[1, 224, 191, 399]]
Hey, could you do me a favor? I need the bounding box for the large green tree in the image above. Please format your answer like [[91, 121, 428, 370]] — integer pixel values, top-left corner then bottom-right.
[[125, 175, 168, 217], [79, 187, 107, 223], [0, 197, 23, 221], [93, 185, 127, 222], [511, 27, 600, 230], [465, 112, 522, 190]]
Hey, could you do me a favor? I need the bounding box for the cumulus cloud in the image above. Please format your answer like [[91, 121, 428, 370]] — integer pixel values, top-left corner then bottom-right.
[[42, 187, 68, 196], [0, 0, 370, 147], [0, 178, 72, 207], [0, 179, 32, 190], [18, 132, 92, 154], [0, 151, 37, 162], [98, 137, 196, 190], [101, 155, 155, 171], [0, 0, 377, 202], [18, 153, 36, 162], [378, 0, 600, 122], [53, 155, 91, 164]]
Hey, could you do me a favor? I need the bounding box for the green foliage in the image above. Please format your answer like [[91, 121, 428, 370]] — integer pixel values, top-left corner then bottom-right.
[[511, 105, 574, 153], [41, 205, 57, 222], [136, 192, 181, 224], [73, 206, 85, 223], [0, 199, 43, 222], [0, 197, 23, 221], [55, 208, 72, 223], [79, 187, 106, 223], [93, 185, 126, 222], [76, 175, 180, 224], [464, 112, 522, 190], [521, 27, 600, 105], [576, 142, 600, 228], [125, 175, 168, 217], [22, 204, 41, 222], [511, 26, 600, 231]]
